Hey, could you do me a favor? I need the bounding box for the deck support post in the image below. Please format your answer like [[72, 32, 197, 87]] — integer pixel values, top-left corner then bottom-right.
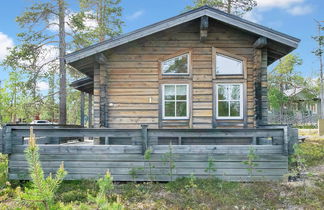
[[141, 124, 148, 154], [88, 94, 92, 128], [80, 92, 85, 127], [3, 126, 12, 154]]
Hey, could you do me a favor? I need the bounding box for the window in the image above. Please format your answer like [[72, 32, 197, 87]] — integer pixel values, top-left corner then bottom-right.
[[216, 84, 243, 119], [162, 84, 189, 119], [161, 54, 189, 74], [215, 54, 243, 75]]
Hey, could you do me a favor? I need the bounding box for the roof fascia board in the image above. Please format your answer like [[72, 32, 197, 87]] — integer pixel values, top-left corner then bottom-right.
[[66, 7, 299, 64], [66, 10, 206, 63], [204, 10, 299, 48]]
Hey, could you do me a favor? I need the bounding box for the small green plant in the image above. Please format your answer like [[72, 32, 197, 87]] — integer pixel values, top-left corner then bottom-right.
[[242, 147, 259, 180], [144, 147, 155, 181], [162, 143, 176, 182], [128, 167, 143, 182], [88, 171, 124, 210], [205, 155, 217, 177], [184, 174, 197, 192], [0, 154, 8, 188], [17, 127, 67, 210]]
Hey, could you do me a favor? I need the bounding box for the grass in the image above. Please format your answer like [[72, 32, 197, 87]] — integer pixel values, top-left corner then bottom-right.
[[297, 129, 324, 166], [0, 129, 323, 209]]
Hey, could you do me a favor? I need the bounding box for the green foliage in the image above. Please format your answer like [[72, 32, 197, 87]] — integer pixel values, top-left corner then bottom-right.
[[242, 147, 259, 179], [144, 147, 155, 181], [162, 143, 176, 182], [17, 127, 67, 209], [186, 0, 257, 16], [204, 155, 217, 177], [88, 171, 124, 210], [291, 141, 324, 167], [71, 0, 123, 48], [128, 167, 143, 182], [267, 54, 318, 115], [0, 154, 8, 189]]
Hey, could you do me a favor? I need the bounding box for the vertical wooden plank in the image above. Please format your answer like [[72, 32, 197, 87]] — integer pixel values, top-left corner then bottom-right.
[[80, 92, 85, 127], [93, 62, 101, 128], [261, 48, 268, 124], [3, 126, 12, 154], [104, 137, 109, 145], [141, 125, 148, 154], [88, 94, 93, 128]]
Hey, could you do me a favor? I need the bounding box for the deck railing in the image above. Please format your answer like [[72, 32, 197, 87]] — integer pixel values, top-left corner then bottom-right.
[[1, 124, 297, 155], [1, 125, 298, 181]]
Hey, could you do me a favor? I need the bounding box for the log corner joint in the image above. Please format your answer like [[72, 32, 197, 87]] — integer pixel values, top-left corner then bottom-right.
[[253, 37, 268, 49], [94, 53, 108, 65]]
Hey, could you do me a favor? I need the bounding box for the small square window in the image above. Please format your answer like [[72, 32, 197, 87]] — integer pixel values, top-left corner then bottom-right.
[[216, 84, 243, 119], [162, 54, 189, 74], [162, 84, 189, 119], [216, 54, 243, 75]]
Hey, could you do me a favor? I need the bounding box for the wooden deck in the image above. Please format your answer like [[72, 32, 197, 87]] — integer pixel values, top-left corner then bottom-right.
[[1, 125, 297, 182]]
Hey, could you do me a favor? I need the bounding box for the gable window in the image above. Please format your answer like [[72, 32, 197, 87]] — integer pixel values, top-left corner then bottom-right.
[[215, 54, 243, 75], [216, 84, 243, 119], [162, 54, 189, 74], [162, 84, 189, 119]]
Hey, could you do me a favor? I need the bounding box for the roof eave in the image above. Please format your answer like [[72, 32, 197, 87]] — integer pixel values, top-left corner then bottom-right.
[[65, 6, 300, 64]]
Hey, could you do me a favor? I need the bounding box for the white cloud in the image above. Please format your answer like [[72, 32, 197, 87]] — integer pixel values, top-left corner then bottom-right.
[[0, 32, 14, 61], [126, 10, 144, 20], [288, 5, 313, 15], [256, 0, 304, 9], [37, 81, 49, 91]]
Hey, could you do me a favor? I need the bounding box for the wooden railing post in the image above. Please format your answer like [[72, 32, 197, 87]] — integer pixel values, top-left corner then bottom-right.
[[3, 126, 12, 154], [283, 126, 289, 156], [141, 125, 148, 155]]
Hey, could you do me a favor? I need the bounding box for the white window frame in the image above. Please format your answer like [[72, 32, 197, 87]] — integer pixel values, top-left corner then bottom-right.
[[161, 53, 190, 75], [162, 84, 189, 119], [215, 53, 243, 75], [216, 83, 243, 120]]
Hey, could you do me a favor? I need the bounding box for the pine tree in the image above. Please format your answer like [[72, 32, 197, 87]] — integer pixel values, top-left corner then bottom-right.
[[186, 0, 257, 16], [71, 0, 123, 49]]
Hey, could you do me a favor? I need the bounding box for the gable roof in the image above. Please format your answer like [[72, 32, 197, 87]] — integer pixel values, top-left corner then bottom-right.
[[65, 6, 300, 64]]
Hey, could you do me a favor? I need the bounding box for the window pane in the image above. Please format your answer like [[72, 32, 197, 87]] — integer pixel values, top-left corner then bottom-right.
[[230, 101, 240, 117], [165, 102, 175, 117], [230, 85, 240, 100], [176, 85, 187, 100], [218, 101, 229, 117], [176, 102, 187, 117], [218, 85, 229, 100], [216, 54, 243, 75], [162, 54, 188, 74], [164, 85, 175, 100]]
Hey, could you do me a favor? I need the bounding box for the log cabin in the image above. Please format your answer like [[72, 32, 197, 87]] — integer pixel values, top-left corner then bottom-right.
[[2, 6, 300, 181], [67, 6, 299, 130]]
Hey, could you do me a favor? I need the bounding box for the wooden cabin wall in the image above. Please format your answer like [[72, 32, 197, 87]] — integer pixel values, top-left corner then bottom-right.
[[98, 18, 261, 129]]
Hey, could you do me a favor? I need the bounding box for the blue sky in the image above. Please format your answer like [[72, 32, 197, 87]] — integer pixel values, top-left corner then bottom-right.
[[0, 0, 323, 86]]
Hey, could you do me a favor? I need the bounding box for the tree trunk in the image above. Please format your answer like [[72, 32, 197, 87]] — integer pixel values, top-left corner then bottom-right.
[[58, 0, 67, 124]]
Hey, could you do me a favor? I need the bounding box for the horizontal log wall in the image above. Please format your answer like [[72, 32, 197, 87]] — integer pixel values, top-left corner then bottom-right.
[[9, 145, 287, 181], [103, 18, 258, 129]]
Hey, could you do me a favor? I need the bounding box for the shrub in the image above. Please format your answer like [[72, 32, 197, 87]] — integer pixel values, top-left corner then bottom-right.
[[0, 154, 8, 188], [88, 171, 124, 210], [17, 127, 67, 209]]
